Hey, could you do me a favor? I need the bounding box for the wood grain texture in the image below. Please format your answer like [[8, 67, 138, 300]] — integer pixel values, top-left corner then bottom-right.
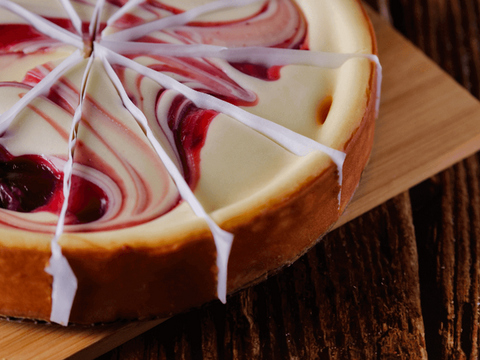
[[335, 4, 480, 228], [411, 157, 480, 360], [378, 0, 480, 359], [0, 319, 164, 360], [382, 0, 480, 359]]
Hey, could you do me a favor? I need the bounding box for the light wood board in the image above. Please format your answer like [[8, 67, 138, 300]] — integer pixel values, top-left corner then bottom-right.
[[335, 6, 480, 228], [1, 6, 480, 360]]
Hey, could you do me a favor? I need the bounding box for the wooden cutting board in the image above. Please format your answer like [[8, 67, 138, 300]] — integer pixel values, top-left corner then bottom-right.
[[2, 6, 480, 360]]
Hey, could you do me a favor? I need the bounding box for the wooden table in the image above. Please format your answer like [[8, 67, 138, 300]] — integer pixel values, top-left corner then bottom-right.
[[89, 1, 480, 359]]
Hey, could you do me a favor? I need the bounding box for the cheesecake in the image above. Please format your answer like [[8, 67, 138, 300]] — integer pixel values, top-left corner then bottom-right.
[[0, 0, 380, 325]]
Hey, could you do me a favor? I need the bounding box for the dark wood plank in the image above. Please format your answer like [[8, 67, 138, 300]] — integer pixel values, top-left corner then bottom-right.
[[411, 155, 480, 360], [366, 1, 480, 359], [383, 0, 480, 359]]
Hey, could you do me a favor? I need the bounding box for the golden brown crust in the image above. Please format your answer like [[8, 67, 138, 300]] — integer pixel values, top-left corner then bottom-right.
[[0, 247, 51, 320], [67, 236, 218, 323], [0, 0, 379, 324]]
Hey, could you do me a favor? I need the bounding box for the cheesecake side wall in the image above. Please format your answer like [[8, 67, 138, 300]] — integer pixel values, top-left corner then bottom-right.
[[0, 246, 52, 321], [66, 233, 218, 323]]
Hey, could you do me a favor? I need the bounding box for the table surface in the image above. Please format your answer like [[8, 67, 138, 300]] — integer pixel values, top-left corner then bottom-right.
[[94, 1, 480, 359]]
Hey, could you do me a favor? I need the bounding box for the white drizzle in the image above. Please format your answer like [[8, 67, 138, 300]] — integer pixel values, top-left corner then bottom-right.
[[100, 40, 383, 117], [45, 53, 95, 325], [89, 0, 106, 38], [0, 50, 84, 133], [44, 0, 102, 326], [102, 0, 263, 41], [0, 0, 83, 49], [59, 0, 83, 36], [106, 0, 144, 26]]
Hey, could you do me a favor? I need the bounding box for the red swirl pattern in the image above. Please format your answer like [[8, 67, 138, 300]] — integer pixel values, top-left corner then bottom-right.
[[0, 0, 308, 232]]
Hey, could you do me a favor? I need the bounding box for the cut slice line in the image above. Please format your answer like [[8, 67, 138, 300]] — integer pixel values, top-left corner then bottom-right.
[[89, 0, 106, 39], [97, 46, 234, 303], [45, 53, 95, 326], [106, 0, 145, 27]]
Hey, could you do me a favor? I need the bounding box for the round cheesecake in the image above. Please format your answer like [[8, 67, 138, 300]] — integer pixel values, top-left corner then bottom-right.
[[0, 0, 380, 324]]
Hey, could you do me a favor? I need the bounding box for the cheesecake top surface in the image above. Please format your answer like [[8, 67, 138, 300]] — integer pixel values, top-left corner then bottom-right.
[[0, 0, 376, 246]]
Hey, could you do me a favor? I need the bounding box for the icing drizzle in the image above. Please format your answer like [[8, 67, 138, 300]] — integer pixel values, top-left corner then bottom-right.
[[44, 52, 95, 325], [0, 0, 382, 325], [0, 0, 83, 48]]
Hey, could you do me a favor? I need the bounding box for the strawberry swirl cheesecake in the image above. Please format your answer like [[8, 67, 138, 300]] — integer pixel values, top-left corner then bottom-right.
[[0, 0, 381, 325]]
